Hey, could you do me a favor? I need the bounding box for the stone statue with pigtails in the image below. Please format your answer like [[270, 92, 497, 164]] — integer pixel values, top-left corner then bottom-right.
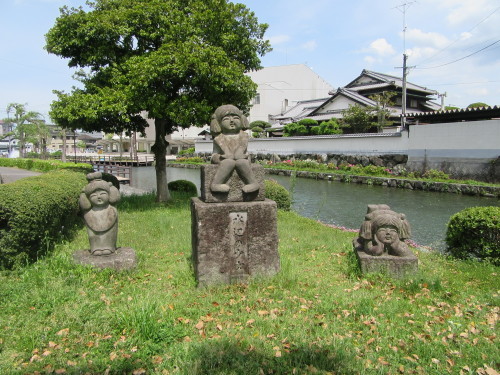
[[79, 172, 121, 255], [353, 204, 413, 257]]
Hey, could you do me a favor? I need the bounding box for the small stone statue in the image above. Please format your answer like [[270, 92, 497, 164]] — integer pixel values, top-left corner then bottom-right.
[[353, 204, 413, 257], [79, 172, 120, 255], [210, 104, 259, 194]]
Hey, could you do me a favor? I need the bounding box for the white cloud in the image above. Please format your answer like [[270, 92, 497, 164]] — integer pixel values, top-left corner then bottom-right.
[[301, 40, 317, 51], [368, 38, 396, 56], [444, 0, 493, 26], [364, 56, 376, 65], [405, 28, 449, 49], [268, 34, 291, 45]]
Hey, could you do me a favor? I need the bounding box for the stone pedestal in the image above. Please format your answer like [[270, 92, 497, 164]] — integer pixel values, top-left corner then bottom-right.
[[355, 250, 418, 278], [201, 164, 266, 203], [191, 197, 280, 287], [73, 247, 137, 271]]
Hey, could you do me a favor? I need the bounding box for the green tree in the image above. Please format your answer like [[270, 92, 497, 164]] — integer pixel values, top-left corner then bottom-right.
[[249, 120, 271, 138], [315, 118, 342, 135], [46, 0, 270, 202], [283, 122, 308, 137], [76, 140, 87, 152], [341, 104, 374, 133], [369, 91, 396, 131], [3, 103, 44, 157], [467, 102, 489, 108]]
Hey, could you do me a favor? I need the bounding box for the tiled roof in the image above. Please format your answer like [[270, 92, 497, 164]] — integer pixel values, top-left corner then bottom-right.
[[404, 105, 500, 120], [345, 69, 438, 95]]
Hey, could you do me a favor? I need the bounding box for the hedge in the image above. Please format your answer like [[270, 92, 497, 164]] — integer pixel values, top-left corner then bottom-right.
[[168, 179, 198, 196], [0, 158, 93, 174], [264, 179, 291, 210], [446, 206, 500, 265], [0, 170, 87, 269]]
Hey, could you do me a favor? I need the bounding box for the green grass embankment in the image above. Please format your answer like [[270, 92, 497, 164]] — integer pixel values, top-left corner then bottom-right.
[[0, 193, 498, 374]]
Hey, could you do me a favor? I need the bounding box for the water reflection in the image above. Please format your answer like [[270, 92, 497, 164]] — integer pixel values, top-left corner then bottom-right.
[[132, 166, 498, 249]]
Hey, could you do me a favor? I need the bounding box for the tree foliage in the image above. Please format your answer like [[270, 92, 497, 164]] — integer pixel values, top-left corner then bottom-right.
[[250, 120, 271, 138], [341, 105, 374, 134], [46, 0, 271, 201], [3, 103, 45, 158], [368, 91, 396, 131], [311, 119, 343, 135], [467, 102, 489, 109], [283, 122, 308, 137]]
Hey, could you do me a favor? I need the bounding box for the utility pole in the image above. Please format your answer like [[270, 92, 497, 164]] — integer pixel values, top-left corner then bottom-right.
[[395, 1, 416, 131]]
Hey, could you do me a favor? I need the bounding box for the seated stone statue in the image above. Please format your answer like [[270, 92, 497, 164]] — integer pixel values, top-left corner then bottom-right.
[[353, 204, 413, 257], [79, 172, 121, 256], [210, 104, 259, 194]]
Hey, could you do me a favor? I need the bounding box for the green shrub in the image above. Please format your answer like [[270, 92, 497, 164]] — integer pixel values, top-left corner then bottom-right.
[[422, 169, 450, 180], [0, 170, 87, 269], [446, 206, 500, 264], [264, 179, 291, 210], [0, 158, 93, 174], [168, 180, 198, 196], [173, 156, 204, 164], [25, 152, 41, 159], [178, 147, 195, 156]]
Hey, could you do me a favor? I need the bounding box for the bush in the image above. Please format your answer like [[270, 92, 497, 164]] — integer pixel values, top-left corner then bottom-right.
[[178, 147, 195, 156], [422, 169, 450, 180], [264, 179, 291, 210], [446, 206, 499, 265], [168, 180, 198, 196], [0, 158, 93, 174], [173, 156, 204, 164], [0, 170, 87, 269]]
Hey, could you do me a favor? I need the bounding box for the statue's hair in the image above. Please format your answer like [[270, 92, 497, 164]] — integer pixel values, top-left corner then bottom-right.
[[359, 209, 411, 240], [79, 179, 120, 211], [210, 104, 249, 135]]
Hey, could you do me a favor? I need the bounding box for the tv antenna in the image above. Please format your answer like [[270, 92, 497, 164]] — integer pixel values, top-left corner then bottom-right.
[[394, 1, 417, 130]]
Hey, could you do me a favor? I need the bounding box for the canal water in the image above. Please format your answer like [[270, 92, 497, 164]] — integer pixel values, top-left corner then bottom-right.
[[131, 166, 498, 250]]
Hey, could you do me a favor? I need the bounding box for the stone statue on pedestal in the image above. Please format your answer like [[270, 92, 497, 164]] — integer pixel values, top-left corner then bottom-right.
[[353, 204, 417, 277], [79, 172, 120, 255], [210, 104, 259, 194]]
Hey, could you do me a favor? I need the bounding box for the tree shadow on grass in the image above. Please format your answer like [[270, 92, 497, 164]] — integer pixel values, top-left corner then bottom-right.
[[181, 338, 359, 375], [118, 191, 194, 213]]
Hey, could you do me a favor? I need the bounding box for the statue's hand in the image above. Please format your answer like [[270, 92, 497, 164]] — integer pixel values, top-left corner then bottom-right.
[[211, 154, 221, 164]]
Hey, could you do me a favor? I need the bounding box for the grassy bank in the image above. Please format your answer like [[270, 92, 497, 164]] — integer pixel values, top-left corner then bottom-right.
[[0, 193, 498, 374], [170, 158, 500, 188]]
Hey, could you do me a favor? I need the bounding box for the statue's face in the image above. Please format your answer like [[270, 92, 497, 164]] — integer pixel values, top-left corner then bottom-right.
[[220, 113, 241, 134], [375, 225, 399, 245], [89, 189, 110, 207]]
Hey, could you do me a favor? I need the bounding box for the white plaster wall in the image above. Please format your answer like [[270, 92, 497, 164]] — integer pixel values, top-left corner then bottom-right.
[[408, 119, 500, 158], [246, 64, 333, 123], [196, 133, 407, 155], [196, 119, 499, 160]]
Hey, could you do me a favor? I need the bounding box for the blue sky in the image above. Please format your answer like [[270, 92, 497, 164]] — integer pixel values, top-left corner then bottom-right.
[[1, 0, 499, 121]]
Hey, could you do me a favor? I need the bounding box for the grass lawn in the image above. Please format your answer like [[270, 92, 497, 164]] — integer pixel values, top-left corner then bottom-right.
[[0, 193, 498, 374]]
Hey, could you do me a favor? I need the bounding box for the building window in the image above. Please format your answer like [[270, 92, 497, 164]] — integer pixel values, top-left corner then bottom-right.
[[252, 93, 260, 105], [410, 99, 418, 108]]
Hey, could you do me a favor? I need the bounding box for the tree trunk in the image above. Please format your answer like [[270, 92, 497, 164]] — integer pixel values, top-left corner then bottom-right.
[[152, 118, 170, 202], [61, 129, 67, 162]]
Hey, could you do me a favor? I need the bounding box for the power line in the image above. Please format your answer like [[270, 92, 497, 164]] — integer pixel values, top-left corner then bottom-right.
[[414, 5, 500, 67], [426, 80, 500, 86], [416, 39, 500, 69]]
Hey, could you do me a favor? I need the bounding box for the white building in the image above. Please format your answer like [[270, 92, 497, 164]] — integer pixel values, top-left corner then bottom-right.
[[246, 64, 334, 123]]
